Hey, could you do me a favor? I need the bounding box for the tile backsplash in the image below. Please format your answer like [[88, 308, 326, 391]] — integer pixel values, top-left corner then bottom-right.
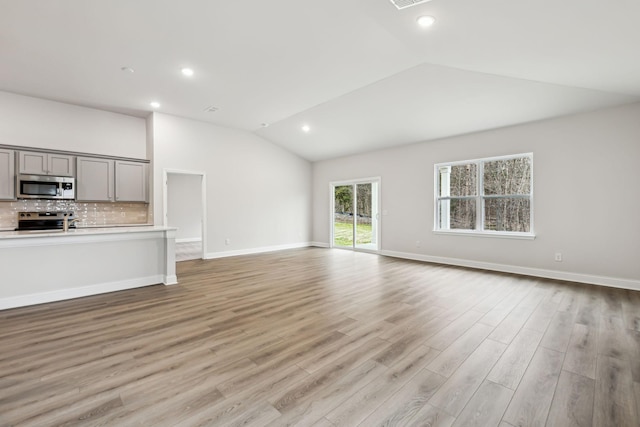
[[0, 200, 149, 230]]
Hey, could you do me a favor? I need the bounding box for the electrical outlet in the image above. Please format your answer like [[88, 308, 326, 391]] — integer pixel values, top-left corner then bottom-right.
[[225, 238, 230, 245], [555, 253, 562, 262]]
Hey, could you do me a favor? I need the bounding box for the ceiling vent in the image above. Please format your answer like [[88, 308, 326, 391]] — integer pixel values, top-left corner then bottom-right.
[[389, 0, 433, 10]]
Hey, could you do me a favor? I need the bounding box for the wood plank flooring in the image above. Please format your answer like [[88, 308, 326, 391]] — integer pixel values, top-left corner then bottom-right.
[[1, 247, 639, 426]]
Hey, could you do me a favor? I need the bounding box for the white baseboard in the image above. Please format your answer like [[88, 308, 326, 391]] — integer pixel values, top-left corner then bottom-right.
[[380, 250, 640, 291], [164, 275, 178, 285], [0, 276, 166, 311], [205, 242, 312, 259], [176, 238, 202, 243], [311, 241, 330, 248]]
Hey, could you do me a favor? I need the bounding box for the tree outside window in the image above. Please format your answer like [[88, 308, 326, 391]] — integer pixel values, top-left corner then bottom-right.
[[436, 154, 533, 235]]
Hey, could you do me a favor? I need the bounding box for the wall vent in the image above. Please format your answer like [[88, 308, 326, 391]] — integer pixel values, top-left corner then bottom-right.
[[389, 0, 433, 10]]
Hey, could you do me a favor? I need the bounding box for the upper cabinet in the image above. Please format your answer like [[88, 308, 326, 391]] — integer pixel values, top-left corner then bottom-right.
[[49, 153, 75, 176], [0, 149, 15, 200], [76, 157, 114, 202], [115, 161, 148, 203], [19, 151, 75, 177], [3, 146, 149, 203], [76, 157, 148, 203]]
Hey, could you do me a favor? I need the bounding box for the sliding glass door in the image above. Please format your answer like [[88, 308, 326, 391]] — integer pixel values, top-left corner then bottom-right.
[[332, 179, 379, 251]]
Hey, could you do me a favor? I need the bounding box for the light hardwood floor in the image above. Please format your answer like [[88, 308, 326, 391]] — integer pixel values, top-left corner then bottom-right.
[[1, 248, 639, 426]]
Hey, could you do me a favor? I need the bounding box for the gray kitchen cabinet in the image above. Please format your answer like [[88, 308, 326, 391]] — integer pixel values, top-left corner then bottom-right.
[[76, 157, 114, 202], [115, 160, 148, 202], [0, 149, 15, 200], [48, 153, 75, 176], [19, 151, 75, 176]]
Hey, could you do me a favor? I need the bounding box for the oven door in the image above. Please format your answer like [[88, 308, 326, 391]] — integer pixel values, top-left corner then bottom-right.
[[17, 219, 65, 231]]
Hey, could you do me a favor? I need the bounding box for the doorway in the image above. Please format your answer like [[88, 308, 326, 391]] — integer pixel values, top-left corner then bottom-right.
[[163, 170, 207, 261], [331, 178, 380, 251]]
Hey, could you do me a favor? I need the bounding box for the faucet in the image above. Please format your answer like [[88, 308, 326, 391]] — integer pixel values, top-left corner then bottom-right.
[[63, 217, 81, 232]]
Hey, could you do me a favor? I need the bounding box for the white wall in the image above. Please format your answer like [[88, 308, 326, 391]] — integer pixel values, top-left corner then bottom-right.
[[167, 173, 202, 241], [151, 113, 312, 256], [313, 102, 640, 287], [0, 91, 146, 159]]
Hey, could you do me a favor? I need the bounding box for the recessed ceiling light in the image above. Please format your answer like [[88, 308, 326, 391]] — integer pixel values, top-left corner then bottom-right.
[[302, 125, 311, 133], [417, 15, 436, 28], [261, 123, 270, 128], [150, 101, 161, 109], [181, 68, 194, 77], [120, 66, 135, 73]]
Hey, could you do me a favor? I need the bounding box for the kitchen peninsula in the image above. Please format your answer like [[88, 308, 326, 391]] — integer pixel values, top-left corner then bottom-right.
[[0, 226, 177, 310]]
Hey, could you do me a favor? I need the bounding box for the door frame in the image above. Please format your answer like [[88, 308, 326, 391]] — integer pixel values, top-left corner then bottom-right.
[[329, 177, 381, 253], [163, 169, 207, 259]]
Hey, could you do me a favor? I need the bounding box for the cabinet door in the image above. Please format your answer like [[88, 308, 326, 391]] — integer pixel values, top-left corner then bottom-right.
[[19, 151, 48, 175], [115, 161, 148, 202], [48, 154, 75, 176], [76, 157, 114, 202], [0, 149, 15, 200]]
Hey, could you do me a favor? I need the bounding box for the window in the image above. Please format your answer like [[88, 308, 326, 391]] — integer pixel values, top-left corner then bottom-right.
[[435, 153, 533, 238]]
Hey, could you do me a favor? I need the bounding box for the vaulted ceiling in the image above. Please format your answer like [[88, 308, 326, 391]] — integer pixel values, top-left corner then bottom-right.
[[1, 0, 639, 161]]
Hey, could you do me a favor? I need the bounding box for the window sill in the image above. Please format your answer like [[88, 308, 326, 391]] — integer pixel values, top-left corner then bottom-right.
[[433, 229, 536, 240]]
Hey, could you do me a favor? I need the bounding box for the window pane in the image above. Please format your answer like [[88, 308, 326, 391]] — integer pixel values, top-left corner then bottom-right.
[[484, 198, 530, 232], [439, 164, 476, 197], [355, 183, 372, 246], [483, 157, 531, 196], [334, 185, 353, 247], [440, 198, 476, 230]]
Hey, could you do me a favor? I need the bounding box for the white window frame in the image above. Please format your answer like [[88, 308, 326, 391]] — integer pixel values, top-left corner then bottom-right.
[[434, 153, 535, 240]]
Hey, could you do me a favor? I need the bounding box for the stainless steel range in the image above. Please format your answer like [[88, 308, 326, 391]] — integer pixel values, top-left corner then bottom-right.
[[16, 212, 76, 231]]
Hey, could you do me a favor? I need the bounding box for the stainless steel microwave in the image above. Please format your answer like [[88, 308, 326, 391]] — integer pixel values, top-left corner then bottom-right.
[[17, 175, 75, 200]]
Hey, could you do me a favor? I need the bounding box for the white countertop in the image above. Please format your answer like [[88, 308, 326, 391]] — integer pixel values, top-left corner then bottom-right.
[[0, 225, 176, 240]]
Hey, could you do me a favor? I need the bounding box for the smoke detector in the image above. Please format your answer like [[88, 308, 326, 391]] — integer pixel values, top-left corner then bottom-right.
[[389, 0, 433, 10]]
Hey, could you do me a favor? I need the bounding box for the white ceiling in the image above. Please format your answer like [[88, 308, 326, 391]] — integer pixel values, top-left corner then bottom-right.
[[1, 0, 639, 161]]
